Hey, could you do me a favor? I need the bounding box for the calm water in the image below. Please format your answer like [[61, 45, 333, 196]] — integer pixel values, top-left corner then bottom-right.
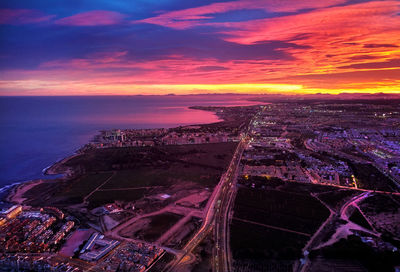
[[0, 95, 261, 191]]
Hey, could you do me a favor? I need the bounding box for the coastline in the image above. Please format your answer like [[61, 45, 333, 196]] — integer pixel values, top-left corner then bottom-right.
[[4, 152, 80, 205], [44, 153, 80, 175], [5, 179, 45, 204], [2, 103, 242, 206], [1, 150, 81, 206]]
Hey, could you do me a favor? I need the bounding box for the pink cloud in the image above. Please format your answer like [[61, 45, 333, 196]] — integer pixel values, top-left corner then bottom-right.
[[136, 0, 347, 29], [217, 1, 400, 82], [55, 10, 125, 26], [223, 1, 400, 44], [0, 9, 54, 25]]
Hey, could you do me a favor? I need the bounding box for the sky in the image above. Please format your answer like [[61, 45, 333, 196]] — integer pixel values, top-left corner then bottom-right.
[[0, 0, 399, 95]]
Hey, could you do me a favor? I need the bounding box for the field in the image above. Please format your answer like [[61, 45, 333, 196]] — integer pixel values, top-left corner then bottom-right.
[[230, 182, 330, 268], [359, 194, 400, 238], [359, 194, 400, 214], [349, 208, 372, 230], [87, 188, 149, 209], [64, 142, 237, 173], [231, 219, 308, 268], [101, 163, 222, 190], [138, 212, 184, 242], [317, 189, 361, 212], [120, 212, 183, 242], [22, 142, 237, 208], [349, 163, 397, 192], [310, 235, 400, 271], [233, 187, 330, 234], [23, 172, 113, 206]]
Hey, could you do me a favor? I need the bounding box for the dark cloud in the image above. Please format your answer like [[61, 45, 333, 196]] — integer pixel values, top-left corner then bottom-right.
[[0, 21, 302, 70], [363, 43, 399, 48], [347, 55, 382, 61], [285, 68, 400, 82], [196, 65, 229, 71], [339, 58, 400, 69]]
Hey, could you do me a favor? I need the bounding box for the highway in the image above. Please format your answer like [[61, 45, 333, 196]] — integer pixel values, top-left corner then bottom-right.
[[212, 139, 246, 272], [212, 108, 265, 272], [167, 107, 264, 272], [166, 138, 248, 272]]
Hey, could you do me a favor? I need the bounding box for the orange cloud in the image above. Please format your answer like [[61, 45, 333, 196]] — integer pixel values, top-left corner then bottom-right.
[[2, 1, 400, 95]]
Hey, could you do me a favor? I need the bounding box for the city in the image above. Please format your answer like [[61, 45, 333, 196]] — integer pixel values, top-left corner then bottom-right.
[[2, 99, 400, 271], [1, 0, 400, 271]]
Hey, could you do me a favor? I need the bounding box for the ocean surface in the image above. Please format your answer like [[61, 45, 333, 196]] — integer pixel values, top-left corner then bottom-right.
[[0, 95, 261, 193]]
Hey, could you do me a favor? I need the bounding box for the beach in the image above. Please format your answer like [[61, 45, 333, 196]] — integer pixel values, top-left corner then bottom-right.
[[6, 179, 45, 204]]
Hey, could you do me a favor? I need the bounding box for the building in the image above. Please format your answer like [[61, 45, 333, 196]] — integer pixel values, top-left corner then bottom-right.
[[0, 205, 22, 219]]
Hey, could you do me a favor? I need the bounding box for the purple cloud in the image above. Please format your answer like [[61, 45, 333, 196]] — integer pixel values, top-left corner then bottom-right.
[[55, 10, 125, 26], [0, 9, 54, 25]]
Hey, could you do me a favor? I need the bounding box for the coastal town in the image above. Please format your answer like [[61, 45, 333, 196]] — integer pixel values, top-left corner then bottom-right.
[[1, 99, 400, 271]]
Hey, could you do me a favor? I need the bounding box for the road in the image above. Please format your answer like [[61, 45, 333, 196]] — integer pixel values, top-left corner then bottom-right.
[[296, 191, 373, 272], [212, 139, 247, 272], [211, 108, 267, 272], [167, 107, 264, 272], [167, 138, 248, 272]]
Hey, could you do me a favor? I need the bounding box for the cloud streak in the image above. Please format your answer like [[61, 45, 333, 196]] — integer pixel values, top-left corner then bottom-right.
[[136, 0, 347, 29], [55, 10, 126, 26], [0, 0, 399, 95], [0, 9, 54, 25]]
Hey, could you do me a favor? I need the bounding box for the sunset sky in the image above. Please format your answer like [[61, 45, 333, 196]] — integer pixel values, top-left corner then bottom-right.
[[0, 0, 399, 95]]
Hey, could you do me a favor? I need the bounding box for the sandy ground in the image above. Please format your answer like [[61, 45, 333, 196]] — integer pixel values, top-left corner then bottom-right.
[[6, 179, 44, 204]]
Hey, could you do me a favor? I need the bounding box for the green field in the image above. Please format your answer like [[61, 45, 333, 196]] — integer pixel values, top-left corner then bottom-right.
[[65, 142, 237, 173], [23, 172, 113, 206], [101, 163, 221, 189], [310, 235, 400, 271], [231, 181, 331, 268], [22, 142, 238, 208], [233, 187, 330, 234], [231, 219, 308, 262]]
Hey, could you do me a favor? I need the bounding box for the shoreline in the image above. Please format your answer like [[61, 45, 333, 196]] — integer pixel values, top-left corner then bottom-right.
[[4, 153, 79, 205], [1, 152, 80, 206], [5, 179, 44, 204], [2, 103, 243, 206], [44, 153, 80, 175]]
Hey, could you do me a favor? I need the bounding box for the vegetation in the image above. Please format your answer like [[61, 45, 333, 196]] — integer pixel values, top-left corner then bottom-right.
[[349, 208, 373, 230], [360, 194, 400, 214], [233, 187, 330, 234], [22, 142, 238, 208], [230, 219, 308, 261], [231, 181, 332, 269], [24, 172, 113, 206], [318, 189, 360, 212], [65, 142, 237, 173], [349, 163, 397, 192], [310, 235, 400, 272]]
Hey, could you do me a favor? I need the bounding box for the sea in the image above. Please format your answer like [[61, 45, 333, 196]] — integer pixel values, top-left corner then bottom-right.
[[0, 94, 261, 198]]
